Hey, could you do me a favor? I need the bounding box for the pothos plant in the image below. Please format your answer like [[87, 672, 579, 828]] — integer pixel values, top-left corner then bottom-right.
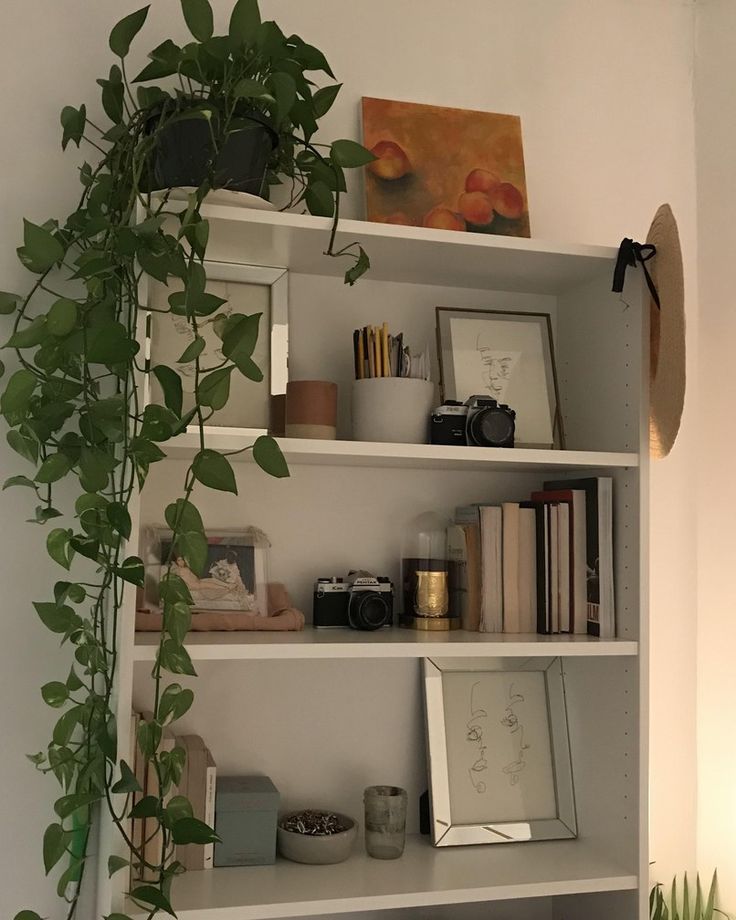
[[6, 3, 373, 920]]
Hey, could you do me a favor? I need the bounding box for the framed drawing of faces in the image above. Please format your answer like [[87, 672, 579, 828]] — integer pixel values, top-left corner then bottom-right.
[[436, 307, 563, 448]]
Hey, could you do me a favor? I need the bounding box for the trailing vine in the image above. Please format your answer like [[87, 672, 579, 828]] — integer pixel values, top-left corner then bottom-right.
[[5, 3, 372, 919]]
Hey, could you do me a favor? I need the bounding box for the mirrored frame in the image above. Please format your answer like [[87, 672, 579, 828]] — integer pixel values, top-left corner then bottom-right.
[[423, 655, 577, 847]]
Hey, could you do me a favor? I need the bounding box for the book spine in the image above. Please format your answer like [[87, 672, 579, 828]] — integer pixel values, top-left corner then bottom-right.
[[203, 752, 216, 870]]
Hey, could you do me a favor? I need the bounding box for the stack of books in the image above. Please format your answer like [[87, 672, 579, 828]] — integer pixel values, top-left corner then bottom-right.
[[453, 476, 615, 638], [129, 715, 216, 881]]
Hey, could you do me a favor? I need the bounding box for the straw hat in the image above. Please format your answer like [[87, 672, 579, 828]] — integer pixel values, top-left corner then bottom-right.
[[646, 204, 685, 459]]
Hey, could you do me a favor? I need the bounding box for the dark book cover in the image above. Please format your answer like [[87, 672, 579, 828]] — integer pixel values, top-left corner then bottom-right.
[[544, 477, 611, 637]]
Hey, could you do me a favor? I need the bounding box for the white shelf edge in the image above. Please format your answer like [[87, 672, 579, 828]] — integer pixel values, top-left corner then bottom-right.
[[133, 629, 639, 662], [197, 203, 620, 262], [126, 836, 638, 920], [163, 431, 639, 473]]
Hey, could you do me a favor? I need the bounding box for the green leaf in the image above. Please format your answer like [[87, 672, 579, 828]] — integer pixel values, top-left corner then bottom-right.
[[192, 449, 237, 494], [107, 856, 130, 879], [55, 581, 86, 605], [229, 0, 261, 44], [312, 83, 342, 118], [111, 760, 142, 795], [269, 72, 296, 122], [165, 499, 203, 534], [181, 0, 213, 41], [198, 366, 233, 410], [159, 572, 193, 606], [137, 719, 162, 758], [86, 321, 138, 364], [158, 683, 194, 724], [47, 298, 78, 337], [129, 886, 175, 918], [17, 219, 64, 273], [221, 313, 260, 367], [34, 601, 78, 634], [54, 792, 100, 819], [5, 316, 47, 349], [41, 681, 69, 708], [109, 5, 150, 57], [115, 556, 145, 587], [176, 531, 208, 577], [165, 601, 192, 646], [704, 871, 717, 920], [52, 708, 80, 746], [1, 369, 37, 415], [153, 365, 184, 417], [47, 528, 74, 570], [0, 291, 20, 314], [60, 104, 87, 150], [178, 336, 205, 363], [253, 435, 289, 478], [330, 139, 377, 169], [3, 474, 37, 491], [7, 427, 39, 463], [140, 404, 177, 442], [305, 180, 334, 218], [171, 816, 219, 845], [233, 77, 271, 100], [100, 69, 124, 124], [65, 666, 84, 691], [159, 638, 197, 676], [14, 911, 43, 920], [130, 795, 160, 819], [107, 502, 132, 540], [43, 823, 68, 874], [166, 795, 193, 824], [345, 245, 371, 285], [36, 452, 72, 484]]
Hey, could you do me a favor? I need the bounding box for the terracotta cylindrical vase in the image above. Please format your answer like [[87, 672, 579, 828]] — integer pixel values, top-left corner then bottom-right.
[[285, 380, 338, 439]]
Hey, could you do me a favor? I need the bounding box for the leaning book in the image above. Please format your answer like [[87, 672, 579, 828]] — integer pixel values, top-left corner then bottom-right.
[[544, 476, 615, 638]]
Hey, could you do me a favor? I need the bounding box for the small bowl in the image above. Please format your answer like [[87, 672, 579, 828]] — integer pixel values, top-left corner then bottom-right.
[[277, 812, 357, 865]]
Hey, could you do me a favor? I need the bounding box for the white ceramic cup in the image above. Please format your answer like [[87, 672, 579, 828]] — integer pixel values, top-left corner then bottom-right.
[[352, 378, 435, 444]]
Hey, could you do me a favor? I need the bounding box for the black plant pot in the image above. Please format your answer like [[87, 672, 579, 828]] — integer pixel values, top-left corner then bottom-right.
[[145, 105, 278, 197]]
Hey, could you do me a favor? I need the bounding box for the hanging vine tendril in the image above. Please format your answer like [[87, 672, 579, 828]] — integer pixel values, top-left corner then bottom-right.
[[5, 3, 372, 919]]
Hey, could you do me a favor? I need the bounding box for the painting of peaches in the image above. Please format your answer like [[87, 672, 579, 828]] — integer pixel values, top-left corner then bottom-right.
[[362, 97, 530, 237]]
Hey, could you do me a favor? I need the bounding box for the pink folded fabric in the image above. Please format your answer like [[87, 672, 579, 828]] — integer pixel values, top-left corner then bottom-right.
[[135, 583, 305, 632]]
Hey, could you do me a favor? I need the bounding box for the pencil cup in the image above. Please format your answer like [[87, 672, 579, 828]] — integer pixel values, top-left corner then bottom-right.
[[286, 380, 338, 439], [352, 379, 434, 444], [364, 786, 407, 859]]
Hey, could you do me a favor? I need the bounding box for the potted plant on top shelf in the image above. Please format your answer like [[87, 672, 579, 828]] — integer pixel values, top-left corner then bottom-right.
[[3, 2, 373, 920]]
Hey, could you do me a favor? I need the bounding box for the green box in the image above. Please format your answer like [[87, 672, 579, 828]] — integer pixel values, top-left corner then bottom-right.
[[213, 775, 280, 867]]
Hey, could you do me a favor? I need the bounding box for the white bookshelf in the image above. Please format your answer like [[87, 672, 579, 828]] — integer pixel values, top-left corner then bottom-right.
[[127, 835, 637, 920], [166, 431, 638, 473], [104, 207, 649, 920], [133, 628, 639, 661]]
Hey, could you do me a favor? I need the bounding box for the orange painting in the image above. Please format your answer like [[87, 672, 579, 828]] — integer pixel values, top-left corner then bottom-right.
[[362, 97, 530, 238]]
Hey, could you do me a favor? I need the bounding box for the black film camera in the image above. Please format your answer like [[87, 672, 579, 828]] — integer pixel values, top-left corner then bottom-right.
[[430, 396, 516, 448], [313, 572, 394, 631]]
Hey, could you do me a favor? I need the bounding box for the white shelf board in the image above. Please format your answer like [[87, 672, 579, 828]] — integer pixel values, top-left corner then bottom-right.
[[164, 431, 638, 473], [133, 628, 638, 662], [198, 204, 617, 293], [127, 836, 637, 920]]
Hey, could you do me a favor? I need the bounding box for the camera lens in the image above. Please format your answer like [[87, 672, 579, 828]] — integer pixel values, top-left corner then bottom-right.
[[348, 592, 390, 631], [468, 407, 514, 447]]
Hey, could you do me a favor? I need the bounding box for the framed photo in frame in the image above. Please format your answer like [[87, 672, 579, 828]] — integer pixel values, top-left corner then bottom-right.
[[436, 307, 563, 448], [423, 656, 577, 847], [146, 261, 288, 434], [142, 527, 270, 618]]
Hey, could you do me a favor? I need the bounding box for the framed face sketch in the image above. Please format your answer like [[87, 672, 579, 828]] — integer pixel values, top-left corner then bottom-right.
[[146, 261, 288, 434], [423, 656, 577, 847], [436, 307, 563, 448]]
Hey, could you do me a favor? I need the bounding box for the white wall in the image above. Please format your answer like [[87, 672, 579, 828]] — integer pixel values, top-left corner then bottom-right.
[[694, 0, 736, 910], [0, 0, 698, 916]]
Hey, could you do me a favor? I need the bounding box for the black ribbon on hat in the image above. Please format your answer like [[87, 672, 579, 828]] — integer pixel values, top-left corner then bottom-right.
[[612, 238, 660, 309]]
